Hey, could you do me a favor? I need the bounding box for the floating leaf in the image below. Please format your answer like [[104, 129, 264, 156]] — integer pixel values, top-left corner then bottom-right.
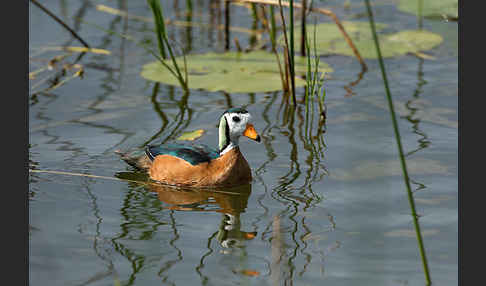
[[239, 269, 260, 277], [140, 51, 333, 93], [285, 22, 443, 58], [398, 0, 458, 19], [176, 129, 205, 141]]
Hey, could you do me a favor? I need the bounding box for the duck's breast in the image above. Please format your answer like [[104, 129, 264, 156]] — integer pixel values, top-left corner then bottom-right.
[[207, 147, 252, 187]]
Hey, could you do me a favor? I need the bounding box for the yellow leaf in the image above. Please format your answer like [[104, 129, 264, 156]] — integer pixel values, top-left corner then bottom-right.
[[412, 51, 436, 60], [177, 129, 205, 141]]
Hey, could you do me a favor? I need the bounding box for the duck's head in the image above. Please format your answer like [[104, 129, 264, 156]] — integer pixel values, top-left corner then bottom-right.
[[218, 108, 260, 154]]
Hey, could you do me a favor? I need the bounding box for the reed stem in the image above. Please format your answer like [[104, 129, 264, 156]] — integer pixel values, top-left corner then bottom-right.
[[147, 0, 188, 90], [277, 0, 296, 106], [147, 0, 167, 59], [288, 0, 296, 105], [364, 0, 431, 284]]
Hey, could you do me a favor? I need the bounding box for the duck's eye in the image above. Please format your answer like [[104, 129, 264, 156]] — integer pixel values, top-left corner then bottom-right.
[[232, 116, 240, 123]]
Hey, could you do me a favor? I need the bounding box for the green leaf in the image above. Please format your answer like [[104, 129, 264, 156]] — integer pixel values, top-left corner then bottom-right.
[[397, 0, 458, 19], [286, 21, 443, 59], [176, 129, 205, 141], [140, 51, 333, 93]]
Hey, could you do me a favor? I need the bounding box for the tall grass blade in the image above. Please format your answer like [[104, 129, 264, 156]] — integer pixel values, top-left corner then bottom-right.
[[363, 0, 431, 284], [147, 0, 167, 59], [277, 0, 296, 106], [147, 0, 188, 90], [262, 5, 288, 91]]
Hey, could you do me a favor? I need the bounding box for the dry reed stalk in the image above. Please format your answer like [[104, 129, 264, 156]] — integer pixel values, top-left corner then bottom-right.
[[231, 0, 367, 71], [260, 5, 288, 92]]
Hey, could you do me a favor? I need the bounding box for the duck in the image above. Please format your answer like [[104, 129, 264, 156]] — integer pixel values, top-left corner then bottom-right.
[[117, 108, 260, 188]]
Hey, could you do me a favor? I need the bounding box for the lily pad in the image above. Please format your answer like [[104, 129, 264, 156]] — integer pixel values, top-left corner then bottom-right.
[[176, 129, 205, 141], [286, 21, 443, 58], [140, 51, 333, 93], [398, 0, 458, 19]]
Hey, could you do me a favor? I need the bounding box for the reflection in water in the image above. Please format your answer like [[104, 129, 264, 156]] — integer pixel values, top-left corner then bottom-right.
[[252, 93, 332, 284], [405, 6, 430, 197], [343, 68, 366, 97], [110, 173, 255, 285], [32, 2, 334, 284], [143, 84, 193, 147], [81, 184, 118, 286], [404, 57, 430, 196], [405, 58, 430, 157], [153, 184, 255, 248]]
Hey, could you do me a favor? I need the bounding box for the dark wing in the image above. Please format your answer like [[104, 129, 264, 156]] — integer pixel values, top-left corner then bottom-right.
[[145, 143, 220, 165]]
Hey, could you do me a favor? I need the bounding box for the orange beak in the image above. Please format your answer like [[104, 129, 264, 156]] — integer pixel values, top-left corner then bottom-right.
[[243, 123, 261, 142]]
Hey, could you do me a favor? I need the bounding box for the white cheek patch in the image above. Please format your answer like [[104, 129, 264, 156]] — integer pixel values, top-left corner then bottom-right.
[[225, 113, 252, 137]]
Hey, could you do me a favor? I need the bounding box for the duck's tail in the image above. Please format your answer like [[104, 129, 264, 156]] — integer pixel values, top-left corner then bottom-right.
[[115, 149, 152, 171]]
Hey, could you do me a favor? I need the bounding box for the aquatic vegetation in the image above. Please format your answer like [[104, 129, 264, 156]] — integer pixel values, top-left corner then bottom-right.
[[398, 0, 458, 19], [140, 51, 332, 93], [286, 21, 443, 58], [364, 0, 431, 283], [147, 0, 188, 90], [29, 0, 458, 285]]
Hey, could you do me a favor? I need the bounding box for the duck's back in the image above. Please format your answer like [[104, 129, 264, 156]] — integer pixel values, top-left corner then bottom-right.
[[146, 143, 220, 166]]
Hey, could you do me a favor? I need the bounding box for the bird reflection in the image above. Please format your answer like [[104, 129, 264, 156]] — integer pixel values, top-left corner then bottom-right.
[[150, 182, 256, 248], [116, 170, 256, 249]]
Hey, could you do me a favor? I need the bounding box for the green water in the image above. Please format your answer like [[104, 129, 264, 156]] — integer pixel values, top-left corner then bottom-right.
[[29, 1, 457, 285]]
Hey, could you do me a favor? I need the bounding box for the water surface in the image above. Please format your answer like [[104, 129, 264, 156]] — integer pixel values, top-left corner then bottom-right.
[[29, 1, 457, 285]]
